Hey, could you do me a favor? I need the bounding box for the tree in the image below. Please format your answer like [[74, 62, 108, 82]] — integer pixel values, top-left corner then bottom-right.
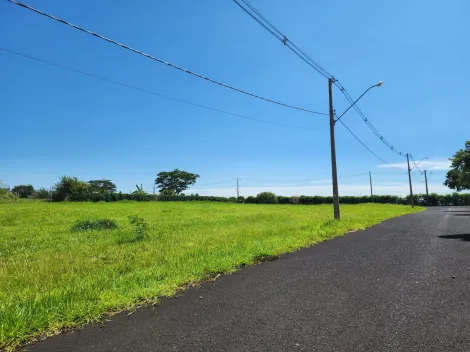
[[256, 192, 278, 204], [54, 176, 90, 201], [444, 141, 470, 191], [155, 169, 199, 195], [245, 196, 257, 204], [88, 179, 117, 193], [12, 184, 35, 198]]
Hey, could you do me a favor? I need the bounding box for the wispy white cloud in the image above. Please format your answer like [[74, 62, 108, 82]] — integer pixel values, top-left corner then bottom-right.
[[378, 159, 451, 170], [189, 182, 452, 197]]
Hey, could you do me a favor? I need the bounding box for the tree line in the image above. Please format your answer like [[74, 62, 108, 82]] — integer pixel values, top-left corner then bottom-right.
[[6, 169, 199, 201], [4, 141, 470, 204]]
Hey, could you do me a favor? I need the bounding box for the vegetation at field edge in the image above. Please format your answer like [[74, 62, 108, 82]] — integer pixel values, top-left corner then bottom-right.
[[0, 202, 423, 350]]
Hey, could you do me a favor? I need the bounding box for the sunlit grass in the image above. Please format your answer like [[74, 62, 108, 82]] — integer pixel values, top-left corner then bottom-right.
[[0, 201, 423, 349]]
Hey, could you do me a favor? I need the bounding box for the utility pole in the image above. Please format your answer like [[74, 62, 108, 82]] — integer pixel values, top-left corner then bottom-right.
[[236, 178, 240, 199], [406, 153, 414, 208], [369, 171, 373, 202], [424, 170, 429, 206], [153, 182, 156, 195], [326, 79, 382, 220], [328, 77, 340, 220]]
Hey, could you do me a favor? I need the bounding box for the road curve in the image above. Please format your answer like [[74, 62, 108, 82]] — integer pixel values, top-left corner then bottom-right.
[[29, 207, 470, 352]]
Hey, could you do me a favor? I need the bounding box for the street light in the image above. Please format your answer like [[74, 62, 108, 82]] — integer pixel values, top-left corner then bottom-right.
[[410, 157, 428, 171], [328, 79, 383, 220], [335, 81, 383, 123]]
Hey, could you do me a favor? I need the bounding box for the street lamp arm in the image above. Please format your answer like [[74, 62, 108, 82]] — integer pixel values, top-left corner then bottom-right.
[[410, 157, 428, 171], [334, 81, 382, 123]]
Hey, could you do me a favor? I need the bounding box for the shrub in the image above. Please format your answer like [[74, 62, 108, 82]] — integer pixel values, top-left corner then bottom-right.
[[34, 188, 50, 199], [0, 189, 15, 201], [277, 196, 291, 204], [290, 196, 300, 204], [71, 219, 118, 232], [119, 215, 148, 244], [159, 189, 176, 196], [256, 192, 278, 204]]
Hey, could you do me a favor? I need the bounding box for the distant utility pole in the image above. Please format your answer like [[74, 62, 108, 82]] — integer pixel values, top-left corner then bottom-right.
[[236, 178, 240, 198], [424, 170, 429, 206], [422, 170, 433, 206], [153, 182, 156, 195], [406, 153, 414, 208], [369, 171, 373, 202]]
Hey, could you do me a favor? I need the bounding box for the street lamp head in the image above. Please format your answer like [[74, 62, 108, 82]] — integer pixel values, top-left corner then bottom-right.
[[376, 81, 383, 87]]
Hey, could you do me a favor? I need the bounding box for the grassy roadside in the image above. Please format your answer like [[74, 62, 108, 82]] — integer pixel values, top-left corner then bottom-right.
[[0, 202, 423, 349]]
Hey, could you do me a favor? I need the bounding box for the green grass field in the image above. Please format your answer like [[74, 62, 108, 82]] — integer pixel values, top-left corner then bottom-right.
[[0, 201, 423, 349]]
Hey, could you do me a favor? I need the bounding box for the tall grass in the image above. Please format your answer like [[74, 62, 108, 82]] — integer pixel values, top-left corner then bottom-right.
[[0, 202, 423, 349]]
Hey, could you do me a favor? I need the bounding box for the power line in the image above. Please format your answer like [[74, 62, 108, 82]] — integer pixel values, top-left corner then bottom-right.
[[337, 119, 405, 170], [6, 0, 327, 116], [233, 0, 405, 156], [239, 0, 332, 78], [8, 0, 408, 175], [233, 0, 331, 79], [0, 47, 315, 131], [333, 81, 405, 156], [232, 1, 283, 42]]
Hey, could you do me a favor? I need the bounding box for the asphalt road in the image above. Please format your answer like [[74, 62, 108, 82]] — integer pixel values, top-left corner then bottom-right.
[[28, 207, 470, 352]]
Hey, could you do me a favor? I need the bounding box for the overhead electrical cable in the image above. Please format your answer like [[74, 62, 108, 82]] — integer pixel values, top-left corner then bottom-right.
[[6, 0, 327, 115], [0, 47, 315, 131], [233, 0, 406, 157]]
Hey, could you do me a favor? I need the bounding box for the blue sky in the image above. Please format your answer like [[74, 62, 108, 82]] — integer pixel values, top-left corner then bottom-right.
[[1, 0, 468, 197]]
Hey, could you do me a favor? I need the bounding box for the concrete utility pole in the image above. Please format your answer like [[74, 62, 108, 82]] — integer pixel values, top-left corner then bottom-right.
[[406, 153, 414, 208], [328, 78, 340, 220], [327, 79, 383, 220], [236, 178, 240, 199], [369, 171, 373, 202], [423, 170, 429, 205]]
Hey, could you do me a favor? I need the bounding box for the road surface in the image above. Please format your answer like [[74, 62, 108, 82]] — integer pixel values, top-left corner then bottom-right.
[[29, 207, 470, 352]]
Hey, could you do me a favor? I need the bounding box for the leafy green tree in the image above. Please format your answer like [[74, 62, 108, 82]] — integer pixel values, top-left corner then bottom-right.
[[155, 169, 199, 195], [444, 141, 470, 191], [256, 192, 278, 204], [12, 184, 35, 198], [88, 179, 117, 193], [53, 176, 90, 201]]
